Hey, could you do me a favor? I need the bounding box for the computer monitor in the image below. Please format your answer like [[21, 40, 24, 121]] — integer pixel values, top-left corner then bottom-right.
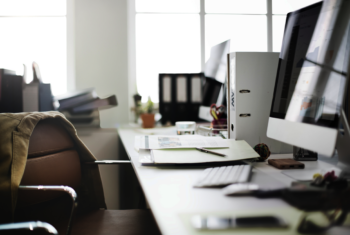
[[205, 40, 230, 84], [267, 0, 350, 169], [202, 40, 231, 107], [199, 40, 230, 120]]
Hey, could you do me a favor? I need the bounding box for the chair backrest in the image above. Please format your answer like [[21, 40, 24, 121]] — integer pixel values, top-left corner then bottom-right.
[[17, 118, 82, 207]]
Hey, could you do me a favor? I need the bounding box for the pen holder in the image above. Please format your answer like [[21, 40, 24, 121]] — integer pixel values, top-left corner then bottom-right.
[[211, 119, 227, 133]]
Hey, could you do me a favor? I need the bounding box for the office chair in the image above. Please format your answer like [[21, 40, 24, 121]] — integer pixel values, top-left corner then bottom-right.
[[14, 118, 161, 235]]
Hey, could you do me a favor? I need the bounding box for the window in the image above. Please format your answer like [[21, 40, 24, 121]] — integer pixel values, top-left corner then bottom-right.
[[134, 0, 320, 102], [0, 0, 67, 95]]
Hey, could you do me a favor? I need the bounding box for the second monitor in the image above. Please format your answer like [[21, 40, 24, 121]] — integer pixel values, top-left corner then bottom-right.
[[267, 0, 350, 171]]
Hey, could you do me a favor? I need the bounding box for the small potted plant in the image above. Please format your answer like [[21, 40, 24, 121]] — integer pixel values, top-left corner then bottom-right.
[[140, 96, 155, 128]]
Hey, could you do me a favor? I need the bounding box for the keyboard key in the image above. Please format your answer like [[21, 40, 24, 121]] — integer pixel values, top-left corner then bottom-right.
[[194, 165, 252, 187]]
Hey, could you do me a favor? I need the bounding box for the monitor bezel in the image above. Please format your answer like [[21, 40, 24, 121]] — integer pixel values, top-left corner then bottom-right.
[[269, 2, 323, 120]]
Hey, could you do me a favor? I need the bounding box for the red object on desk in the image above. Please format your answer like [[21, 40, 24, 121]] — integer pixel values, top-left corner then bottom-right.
[[209, 104, 226, 130]]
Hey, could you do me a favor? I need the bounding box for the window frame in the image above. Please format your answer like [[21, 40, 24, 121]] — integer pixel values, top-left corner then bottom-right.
[[129, 0, 288, 103]]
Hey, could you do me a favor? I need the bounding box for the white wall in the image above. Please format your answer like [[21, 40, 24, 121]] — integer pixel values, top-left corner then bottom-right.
[[74, 0, 129, 127]]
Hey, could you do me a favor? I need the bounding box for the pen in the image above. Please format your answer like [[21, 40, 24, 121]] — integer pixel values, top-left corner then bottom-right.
[[195, 147, 226, 157]]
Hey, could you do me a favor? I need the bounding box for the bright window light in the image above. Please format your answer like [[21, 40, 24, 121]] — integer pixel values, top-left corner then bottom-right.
[[206, 0, 267, 14], [272, 0, 320, 14], [0, 0, 66, 96], [136, 14, 201, 102], [0, 17, 67, 95], [135, 0, 199, 13], [205, 15, 267, 61], [273, 15, 287, 52], [0, 0, 66, 16]]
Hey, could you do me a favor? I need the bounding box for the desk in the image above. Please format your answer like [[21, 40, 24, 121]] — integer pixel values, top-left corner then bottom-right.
[[117, 126, 349, 235]]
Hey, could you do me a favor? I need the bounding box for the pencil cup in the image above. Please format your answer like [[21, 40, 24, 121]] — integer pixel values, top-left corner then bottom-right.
[[176, 121, 196, 135]]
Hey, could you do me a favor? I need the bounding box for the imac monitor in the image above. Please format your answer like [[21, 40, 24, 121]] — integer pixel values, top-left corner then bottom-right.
[[200, 40, 230, 120], [205, 40, 231, 84], [267, 0, 350, 158]]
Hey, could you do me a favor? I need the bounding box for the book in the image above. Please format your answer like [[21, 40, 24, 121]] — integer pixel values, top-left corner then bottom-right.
[[0, 69, 16, 103], [39, 83, 53, 111], [23, 83, 39, 112], [70, 95, 117, 113], [61, 110, 100, 128], [0, 70, 23, 113], [23, 82, 53, 112], [54, 88, 97, 111]]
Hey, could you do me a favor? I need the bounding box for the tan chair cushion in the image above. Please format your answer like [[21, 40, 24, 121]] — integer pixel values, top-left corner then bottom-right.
[[28, 119, 75, 158], [18, 150, 81, 207]]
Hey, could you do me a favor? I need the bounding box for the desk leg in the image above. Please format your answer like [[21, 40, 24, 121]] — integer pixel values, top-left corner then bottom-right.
[[118, 138, 147, 209]]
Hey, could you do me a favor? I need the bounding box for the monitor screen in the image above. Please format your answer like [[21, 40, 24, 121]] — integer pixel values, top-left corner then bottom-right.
[[270, 1, 350, 129], [205, 40, 230, 84]]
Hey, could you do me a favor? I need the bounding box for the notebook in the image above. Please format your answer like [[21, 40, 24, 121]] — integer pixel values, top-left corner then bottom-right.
[[139, 139, 259, 165]]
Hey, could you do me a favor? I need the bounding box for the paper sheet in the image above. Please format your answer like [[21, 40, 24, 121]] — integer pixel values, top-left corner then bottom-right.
[[135, 135, 229, 150], [151, 140, 259, 164]]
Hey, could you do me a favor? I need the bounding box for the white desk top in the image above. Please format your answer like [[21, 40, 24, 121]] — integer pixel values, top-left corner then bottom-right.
[[117, 126, 348, 235]]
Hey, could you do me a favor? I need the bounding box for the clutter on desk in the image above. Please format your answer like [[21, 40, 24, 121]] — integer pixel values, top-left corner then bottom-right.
[[175, 121, 196, 135], [209, 103, 226, 129], [135, 135, 230, 150], [158, 73, 204, 125], [253, 143, 271, 161], [54, 88, 117, 128], [196, 124, 228, 137], [281, 166, 342, 182], [140, 139, 259, 165], [293, 146, 318, 161]]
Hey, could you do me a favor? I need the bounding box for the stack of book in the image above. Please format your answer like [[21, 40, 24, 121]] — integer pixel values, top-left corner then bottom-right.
[[54, 88, 117, 128]]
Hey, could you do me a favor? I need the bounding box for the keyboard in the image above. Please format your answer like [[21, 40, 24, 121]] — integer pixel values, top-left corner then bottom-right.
[[194, 165, 252, 188]]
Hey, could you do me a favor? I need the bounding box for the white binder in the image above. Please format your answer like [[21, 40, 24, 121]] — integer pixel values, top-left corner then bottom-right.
[[227, 52, 292, 153]]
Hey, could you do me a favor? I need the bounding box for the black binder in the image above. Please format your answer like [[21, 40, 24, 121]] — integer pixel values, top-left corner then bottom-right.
[[159, 73, 204, 125], [0, 69, 23, 113]]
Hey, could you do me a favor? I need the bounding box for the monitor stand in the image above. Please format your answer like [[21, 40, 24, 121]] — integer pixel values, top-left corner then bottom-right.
[[336, 109, 350, 177]]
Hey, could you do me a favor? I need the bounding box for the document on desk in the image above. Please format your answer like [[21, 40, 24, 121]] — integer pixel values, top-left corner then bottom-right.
[[135, 135, 229, 150], [149, 140, 259, 164]]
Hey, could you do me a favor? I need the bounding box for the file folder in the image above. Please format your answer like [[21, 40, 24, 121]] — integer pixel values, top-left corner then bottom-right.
[[0, 71, 23, 113], [159, 73, 204, 125], [227, 52, 292, 153]]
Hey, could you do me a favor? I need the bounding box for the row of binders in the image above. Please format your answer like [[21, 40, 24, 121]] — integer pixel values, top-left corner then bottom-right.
[[158, 73, 224, 125], [159, 73, 204, 125]]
